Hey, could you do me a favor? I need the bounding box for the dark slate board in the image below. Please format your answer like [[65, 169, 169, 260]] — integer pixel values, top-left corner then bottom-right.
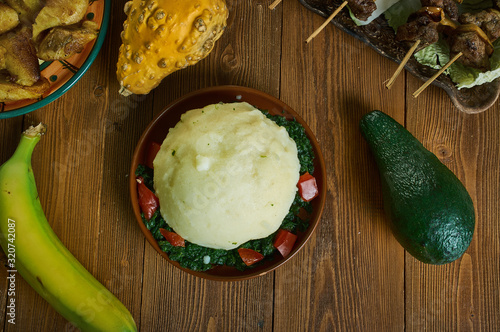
[[299, 0, 500, 113]]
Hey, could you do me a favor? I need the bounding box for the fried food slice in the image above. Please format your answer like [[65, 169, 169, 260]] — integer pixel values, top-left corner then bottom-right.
[[348, 0, 376, 22], [37, 20, 98, 61], [32, 0, 88, 40], [0, 75, 49, 102], [0, 3, 20, 34], [0, 25, 40, 86], [3, 0, 45, 23], [0, 48, 5, 69]]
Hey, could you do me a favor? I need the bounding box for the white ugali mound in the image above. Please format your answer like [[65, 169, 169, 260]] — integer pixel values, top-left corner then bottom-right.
[[153, 102, 300, 250]]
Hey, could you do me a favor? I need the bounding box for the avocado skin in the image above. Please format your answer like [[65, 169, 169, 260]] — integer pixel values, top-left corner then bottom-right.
[[359, 110, 475, 265]]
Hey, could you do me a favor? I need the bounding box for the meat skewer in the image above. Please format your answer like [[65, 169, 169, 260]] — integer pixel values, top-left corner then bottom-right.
[[385, 39, 421, 89], [305, 1, 348, 43], [413, 52, 462, 97], [305, 0, 423, 43], [413, 8, 500, 95], [459, 9, 500, 41], [348, 0, 377, 21], [305, 0, 401, 43], [448, 24, 494, 71], [386, 4, 458, 89], [449, 9, 500, 71], [397, 6, 458, 50], [389, 0, 500, 94]]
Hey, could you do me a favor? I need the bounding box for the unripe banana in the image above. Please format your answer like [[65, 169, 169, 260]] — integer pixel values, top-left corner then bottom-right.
[[0, 124, 137, 331]]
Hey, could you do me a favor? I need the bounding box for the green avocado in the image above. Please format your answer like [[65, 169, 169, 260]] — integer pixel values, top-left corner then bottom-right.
[[359, 110, 475, 265]]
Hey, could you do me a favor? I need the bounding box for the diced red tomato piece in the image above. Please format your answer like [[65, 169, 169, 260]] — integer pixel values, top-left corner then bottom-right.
[[297, 172, 319, 202], [145, 141, 161, 169], [136, 176, 159, 220], [159, 228, 186, 247], [238, 248, 264, 266], [273, 229, 298, 258]]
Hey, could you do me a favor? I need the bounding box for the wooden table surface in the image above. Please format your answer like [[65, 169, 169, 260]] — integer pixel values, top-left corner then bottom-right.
[[1, 0, 499, 331]]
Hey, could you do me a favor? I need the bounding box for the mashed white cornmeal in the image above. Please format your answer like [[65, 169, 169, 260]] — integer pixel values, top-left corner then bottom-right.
[[153, 102, 300, 250]]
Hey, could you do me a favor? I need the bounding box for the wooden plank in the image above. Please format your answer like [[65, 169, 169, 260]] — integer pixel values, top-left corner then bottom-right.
[[405, 82, 500, 330], [92, 0, 153, 329], [138, 0, 282, 330], [0, 0, 144, 329], [0, 117, 24, 330], [2, 65, 101, 330], [140, 247, 275, 331], [275, 1, 406, 330], [0, 0, 498, 330], [2, 77, 110, 331], [150, 0, 284, 114]]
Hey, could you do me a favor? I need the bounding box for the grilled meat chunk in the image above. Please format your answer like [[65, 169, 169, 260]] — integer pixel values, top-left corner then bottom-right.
[[348, 0, 376, 21], [459, 9, 500, 41], [420, 0, 459, 20], [449, 26, 494, 72], [396, 13, 440, 50]]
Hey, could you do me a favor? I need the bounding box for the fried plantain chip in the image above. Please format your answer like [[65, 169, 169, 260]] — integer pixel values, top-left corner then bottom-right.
[[0, 3, 20, 34], [0, 25, 40, 86], [37, 20, 98, 61], [3, 0, 45, 23], [32, 0, 88, 41], [0, 75, 49, 102]]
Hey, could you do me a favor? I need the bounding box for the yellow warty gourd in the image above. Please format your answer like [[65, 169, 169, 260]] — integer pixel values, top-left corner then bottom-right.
[[117, 0, 228, 96]]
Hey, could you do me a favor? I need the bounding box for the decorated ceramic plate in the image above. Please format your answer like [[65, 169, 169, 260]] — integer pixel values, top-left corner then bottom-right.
[[0, 0, 111, 119], [130, 86, 327, 281]]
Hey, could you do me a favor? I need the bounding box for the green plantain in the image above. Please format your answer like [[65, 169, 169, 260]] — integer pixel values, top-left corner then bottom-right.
[[0, 124, 137, 331]]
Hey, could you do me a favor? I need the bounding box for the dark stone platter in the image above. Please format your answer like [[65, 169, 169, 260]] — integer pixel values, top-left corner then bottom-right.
[[299, 0, 500, 113]]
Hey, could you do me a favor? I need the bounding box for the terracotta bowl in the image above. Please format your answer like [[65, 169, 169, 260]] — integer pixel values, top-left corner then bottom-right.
[[130, 85, 326, 281]]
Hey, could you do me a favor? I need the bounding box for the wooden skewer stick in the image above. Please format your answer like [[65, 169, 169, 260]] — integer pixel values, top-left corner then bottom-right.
[[413, 52, 463, 98], [305, 1, 348, 43], [269, 0, 282, 10], [386, 40, 421, 89]]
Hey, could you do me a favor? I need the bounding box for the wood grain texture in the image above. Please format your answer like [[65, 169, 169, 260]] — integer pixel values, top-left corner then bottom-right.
[[274, 1, 405, 330], [0, 117, 23, 330], [139, 1, 281, 331], [0, 0, 499, 331], [405, 79, 500, 331]]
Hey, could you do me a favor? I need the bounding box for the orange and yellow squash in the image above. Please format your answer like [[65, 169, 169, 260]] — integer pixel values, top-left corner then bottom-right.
[[117, 0, 228, 96]]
